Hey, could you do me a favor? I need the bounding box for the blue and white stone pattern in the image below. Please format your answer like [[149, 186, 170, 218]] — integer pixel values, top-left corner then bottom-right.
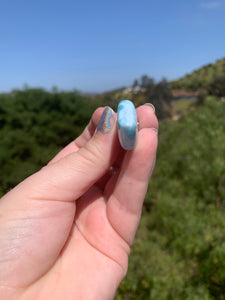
[[117, 100, 137, 150]]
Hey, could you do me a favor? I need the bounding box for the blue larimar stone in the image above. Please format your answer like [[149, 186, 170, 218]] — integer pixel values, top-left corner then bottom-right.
[[117, 100, 137, 150]]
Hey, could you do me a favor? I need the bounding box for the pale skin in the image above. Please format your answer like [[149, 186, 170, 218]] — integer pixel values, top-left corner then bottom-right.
[[0, 104, 158, 300]]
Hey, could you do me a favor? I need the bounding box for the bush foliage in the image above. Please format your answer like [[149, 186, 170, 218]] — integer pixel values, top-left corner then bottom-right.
[[171, 57, 225, 91], [1, 89, 225, 299], [0, 89, 101, 193], [116, 96, 225, 299]]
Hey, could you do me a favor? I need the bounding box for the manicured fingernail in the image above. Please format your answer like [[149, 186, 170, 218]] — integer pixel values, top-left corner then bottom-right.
[[96, 107, 116, 134], [144, 103, 155, 113]]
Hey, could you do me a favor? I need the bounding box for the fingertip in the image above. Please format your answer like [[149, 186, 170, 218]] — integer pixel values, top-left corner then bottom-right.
[[151, 128, 158, 134], [136, 127, 158, 155], [136, 105, 159, 130]]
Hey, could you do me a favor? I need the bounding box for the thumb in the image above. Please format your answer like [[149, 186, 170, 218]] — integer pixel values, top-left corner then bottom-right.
[[7, 107, 117, 203]]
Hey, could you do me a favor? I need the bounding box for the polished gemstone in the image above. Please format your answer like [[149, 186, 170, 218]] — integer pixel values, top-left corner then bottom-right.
[[117, 100, 137, 150]]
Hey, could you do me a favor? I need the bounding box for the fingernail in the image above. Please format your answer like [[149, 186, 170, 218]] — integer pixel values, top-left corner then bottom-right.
[[144, 103, 155, 113], [151, 128, 158, 134], [96, 107, 116, 134]]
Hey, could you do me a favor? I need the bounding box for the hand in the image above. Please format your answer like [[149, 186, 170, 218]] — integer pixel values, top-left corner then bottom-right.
[[0, 104, 158, 300]]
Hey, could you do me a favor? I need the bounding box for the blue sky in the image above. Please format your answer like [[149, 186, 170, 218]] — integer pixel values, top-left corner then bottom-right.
[[0, 0, 225, 93]]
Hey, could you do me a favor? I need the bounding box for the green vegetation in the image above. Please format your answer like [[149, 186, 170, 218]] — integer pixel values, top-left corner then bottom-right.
[[171, 57, 225, 91], [172, 98, 195, 112], [171, 98, 196, 120], [207, 75, 225, 98], [0, 89, 101, 194], [1, 74, 225, 299], [116, 96, 225, 299]]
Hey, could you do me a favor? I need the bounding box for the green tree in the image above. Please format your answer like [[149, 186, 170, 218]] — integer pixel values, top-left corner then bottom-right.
[[207, 76, 225, 98], [132, 79, 139, 87]]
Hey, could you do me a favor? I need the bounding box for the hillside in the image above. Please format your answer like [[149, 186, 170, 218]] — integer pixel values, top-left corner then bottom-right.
[[171, 57, 225, 91]]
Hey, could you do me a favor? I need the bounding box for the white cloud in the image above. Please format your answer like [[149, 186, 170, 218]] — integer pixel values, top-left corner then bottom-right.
[[200, 1, 223, 9]]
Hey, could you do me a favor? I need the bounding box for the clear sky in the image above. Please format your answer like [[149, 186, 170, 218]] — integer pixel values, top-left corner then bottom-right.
[[1, 0, 225, 93]]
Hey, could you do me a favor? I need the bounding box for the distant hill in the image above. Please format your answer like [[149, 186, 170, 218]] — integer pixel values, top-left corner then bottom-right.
[[101, 57, 225, 96], [171, 57, 225, 91]]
